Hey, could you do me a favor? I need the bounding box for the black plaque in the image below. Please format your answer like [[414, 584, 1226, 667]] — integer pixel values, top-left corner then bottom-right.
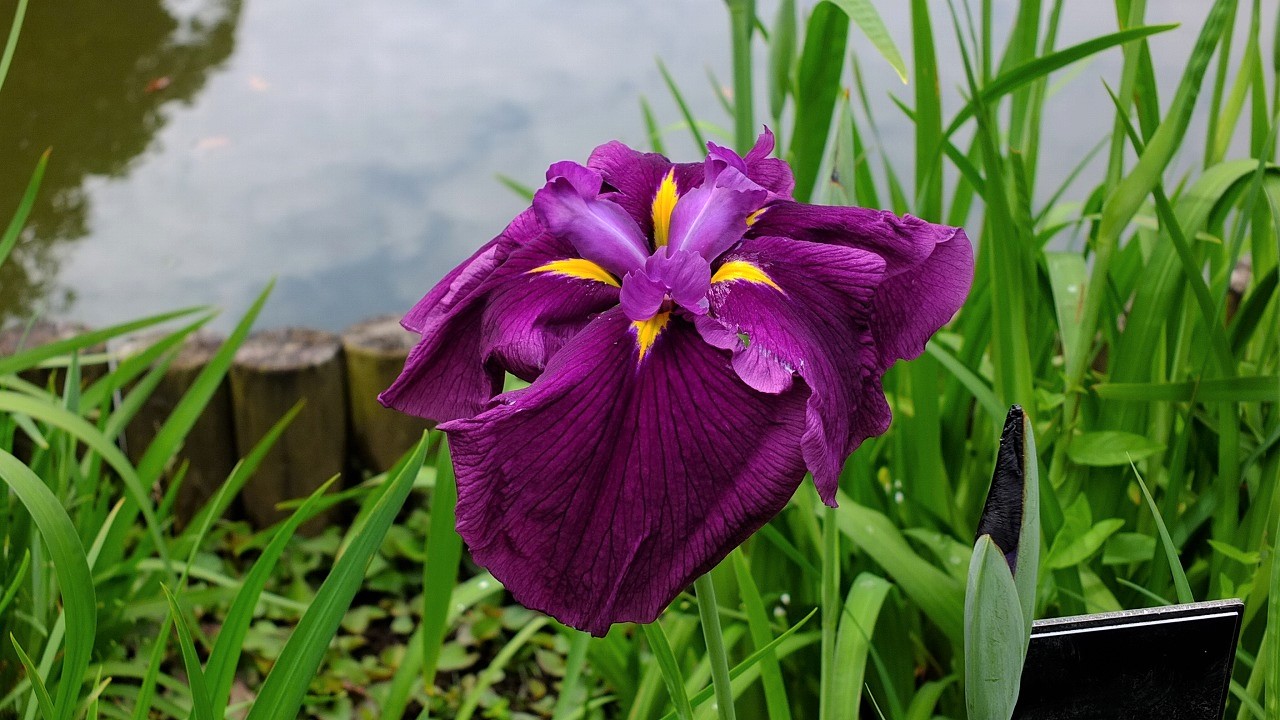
[[1014, 599, 1243, 720]]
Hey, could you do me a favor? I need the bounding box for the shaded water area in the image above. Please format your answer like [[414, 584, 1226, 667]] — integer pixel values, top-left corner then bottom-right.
[[0, 0, 1273, 332]]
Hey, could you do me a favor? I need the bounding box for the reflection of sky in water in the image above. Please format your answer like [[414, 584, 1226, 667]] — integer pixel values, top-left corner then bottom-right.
[[38, 1, 1279, 331]]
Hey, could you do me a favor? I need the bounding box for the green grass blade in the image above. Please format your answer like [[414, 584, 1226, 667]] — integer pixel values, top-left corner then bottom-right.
[[421, 435, 464, 694], [827, 0, 907, 83], [0, 0, 28, 97], [550, 630, 592, 720], [829, 573, 893, 720], [726, 0, 755, 153], [205, 477, 336, 720], [160, 587, 212, 720], [495, 174, 535, 202], [10, 635, 54, 720], [0, 306, 203, 377], [641, 96, 668, 155], [135, 281, 272, 486], [655, 610, 817, 720], [657, 58, 707, 154], [925, 339, 1003, 427], [730, 550, 790, 720], [834, 493, 964, 643], [455, 618, 549, 720], [641, 622, 695, 720], [1093, 376, 1280, 402], [177, 401, 304, 552], [1268, 508, 1280, 718], [0, 451, 95, 720], [767, 0, 796, 130], [788, 1, 849, 202], [244, 435, 427, 720], [0, 148, 48, 271], [1131, 462, 1194, 604], [0, 392, 170, 573]]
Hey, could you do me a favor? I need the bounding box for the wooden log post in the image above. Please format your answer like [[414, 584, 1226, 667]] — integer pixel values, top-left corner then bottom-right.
[[230, 328, 347, 533], [117, 330, 238, 528], [341, 315, 430, 472]]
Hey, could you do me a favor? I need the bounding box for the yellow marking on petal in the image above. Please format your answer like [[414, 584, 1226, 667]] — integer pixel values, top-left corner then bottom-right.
[[527, 258, 620, 287], [711, 261, 784, 293], [651, 168, 678, 248], [632, 311, 671, 364], [745, 207, 766, 226]]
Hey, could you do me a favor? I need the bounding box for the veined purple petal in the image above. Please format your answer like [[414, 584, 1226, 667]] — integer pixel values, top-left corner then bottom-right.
[[704, 236, 889, 504], [533, 177, 649, 277], [667, 164, 767, 261], [440, 309, 809, 636], [401, 237, 505, 335], [380, 224, 619, 422], [748, 203, 973, 368]]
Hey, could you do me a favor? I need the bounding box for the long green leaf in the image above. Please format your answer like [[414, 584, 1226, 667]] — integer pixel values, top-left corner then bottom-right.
[[0, 148, 47, 270], [205, 477, 337, 720], [827, 0, 907, 82], [789, 1, 849, 202], [421, 435, 463, 694], [161, 587, 212, 720], [964, 535, 1025, 720], [642, 622, 694, 720], [244, 435, 427, 719], [0, 451, 95, 720]]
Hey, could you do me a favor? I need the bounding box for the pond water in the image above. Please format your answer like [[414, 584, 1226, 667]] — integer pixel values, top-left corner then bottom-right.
[[0, 0, 1270, 333]]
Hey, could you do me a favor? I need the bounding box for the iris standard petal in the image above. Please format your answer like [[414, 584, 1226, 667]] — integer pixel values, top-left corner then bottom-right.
[[533, 176, 649, 276], [587, 141, 704, 234], [742, 129, 795, 198], [703, 235, 890, 504], [667, 163, 767, 260], [748, 203, 973, 367], [440, 309, 809, 636], [380, 223, 619, 422]]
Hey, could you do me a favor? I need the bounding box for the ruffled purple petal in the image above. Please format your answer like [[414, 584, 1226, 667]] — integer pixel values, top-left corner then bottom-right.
[[706, 129, 794, 199], [401, 237, 506, 334], [667, 164, 767, 261], [380, 217, 619, 422], [748, 203, 973, 368], [533, 176, 648, 276], [704, 236, 889, 504], [441, 309, 809, 636]]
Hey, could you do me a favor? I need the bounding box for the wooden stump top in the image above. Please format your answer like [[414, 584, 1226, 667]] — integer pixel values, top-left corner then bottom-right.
[[341, 314, 417, 357], [117, 329, 226, 371], [234, 327, 342, 372], [0, 320, 94, 355]]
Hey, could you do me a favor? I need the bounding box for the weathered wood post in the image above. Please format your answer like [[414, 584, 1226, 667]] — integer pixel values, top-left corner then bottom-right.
[[341, 315, 430, 472], [118, 330, 238, 527], [230, 328, 347, 533]]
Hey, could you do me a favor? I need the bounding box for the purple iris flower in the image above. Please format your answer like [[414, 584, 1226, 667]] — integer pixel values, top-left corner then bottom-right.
[[380, 130, 973, 636]]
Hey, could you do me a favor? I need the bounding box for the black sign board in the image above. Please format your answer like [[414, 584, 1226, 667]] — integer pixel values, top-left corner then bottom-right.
[[1014, 599, 1243, 719]]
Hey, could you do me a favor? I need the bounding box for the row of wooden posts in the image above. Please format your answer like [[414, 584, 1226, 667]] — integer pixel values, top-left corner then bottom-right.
[[0, 316, 428, 533]]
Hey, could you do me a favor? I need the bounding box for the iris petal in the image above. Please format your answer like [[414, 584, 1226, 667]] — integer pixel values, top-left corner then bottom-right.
[[440, 309, 809, 636], [704, 236, 889, 504], [533, 175, 649, 276], [748, 204, 973, 368], [667, 163, 767, 261], [380, 217, 619, 421]]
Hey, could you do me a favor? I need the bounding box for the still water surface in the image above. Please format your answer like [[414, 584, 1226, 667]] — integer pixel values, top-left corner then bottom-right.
[[0, 1, 1269, 332]]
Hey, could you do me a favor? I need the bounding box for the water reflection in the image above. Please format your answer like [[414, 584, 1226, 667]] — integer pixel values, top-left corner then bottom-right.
[[0, 0, 241, 323]]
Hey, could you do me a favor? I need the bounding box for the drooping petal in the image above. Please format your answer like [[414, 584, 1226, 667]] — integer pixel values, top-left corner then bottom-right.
[[667, 164, 767, 261], [748, 203, 973, 368], [400, 237, 506, 334], [441, 309, 809, 636], [380, 219, 619, 422], [533, 176, 649, 276], [703, 235, 890, 504]]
